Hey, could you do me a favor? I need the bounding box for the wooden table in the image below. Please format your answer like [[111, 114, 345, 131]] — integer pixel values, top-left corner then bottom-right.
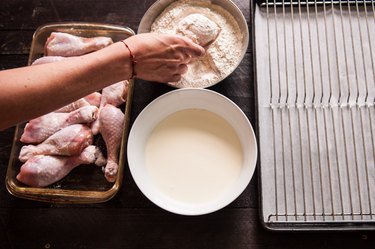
[[0, 1, 374, 248]]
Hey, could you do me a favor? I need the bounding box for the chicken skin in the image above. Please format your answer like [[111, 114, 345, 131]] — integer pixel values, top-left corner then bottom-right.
[[91, 80, 128, 135], [17, 145, 103, 187], [32, 55, 67, 65], [19, 124, 93, 162], [21, 105, 98, 144], [99, 104, 124, 182], [54, 92, 101, 113], [45, 32, 113, 56]]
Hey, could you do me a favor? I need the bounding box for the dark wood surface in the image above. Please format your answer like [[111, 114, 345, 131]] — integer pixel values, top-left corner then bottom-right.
[[0, 1, 374, 248]]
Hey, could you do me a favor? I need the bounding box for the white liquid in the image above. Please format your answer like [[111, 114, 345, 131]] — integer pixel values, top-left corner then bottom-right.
[[145, 109, 243, 204]]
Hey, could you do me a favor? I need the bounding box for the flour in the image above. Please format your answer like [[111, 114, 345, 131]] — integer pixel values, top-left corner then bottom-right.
[[151, 0, 244, 88]]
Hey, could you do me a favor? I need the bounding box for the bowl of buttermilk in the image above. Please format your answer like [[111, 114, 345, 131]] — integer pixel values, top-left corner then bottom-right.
[[127, 89, 257, 215]]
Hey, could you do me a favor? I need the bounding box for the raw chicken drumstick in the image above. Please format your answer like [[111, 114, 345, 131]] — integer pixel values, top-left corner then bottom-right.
[[31, 55, 67, 65], [53, 98, 91, 113], [99, 104, 124, 182], [54, 92, 101, 113], [83, 92, 102, 108], [100, 80, 129, 107], [19, 124, 93, 162], [91, 80, 128, 135], [176, 13, 221, 47], [20, 105, 98, 144], [45, 32, 113, 57], [17, 145, 104, 187]]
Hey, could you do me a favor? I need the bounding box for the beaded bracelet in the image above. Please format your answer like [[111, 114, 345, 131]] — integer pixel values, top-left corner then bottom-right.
[[121, 40, 137, 79]]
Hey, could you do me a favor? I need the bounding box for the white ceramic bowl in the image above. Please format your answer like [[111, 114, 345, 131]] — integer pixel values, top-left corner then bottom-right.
[[138, 0, 249, 88], [127, 89, 257, 215]]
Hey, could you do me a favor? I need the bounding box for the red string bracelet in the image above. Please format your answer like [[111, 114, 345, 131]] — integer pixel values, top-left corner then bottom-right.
[[121, 40, 137, 79]]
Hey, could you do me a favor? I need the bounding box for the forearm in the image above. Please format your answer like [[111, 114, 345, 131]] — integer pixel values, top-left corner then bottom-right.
[[0, 33, 205, 130], [0, 42, 131, 130]]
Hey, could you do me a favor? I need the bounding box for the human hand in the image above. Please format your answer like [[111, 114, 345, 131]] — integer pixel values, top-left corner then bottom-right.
[[123, 33, 205, 83]]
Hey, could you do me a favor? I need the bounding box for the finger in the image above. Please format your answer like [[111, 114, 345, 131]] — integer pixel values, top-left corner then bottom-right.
[[178, 37, 206, 57], [178, 64, 188, 75], [186, 44, 205, 57], [167, 47, 192, 63], [169, 74, 182, 83], [174, 52, 189, 64], [163, 60, 189, 73], [183, 54, 192, 64]]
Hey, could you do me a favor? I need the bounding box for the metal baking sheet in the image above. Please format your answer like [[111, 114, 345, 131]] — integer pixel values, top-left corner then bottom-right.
[[5, 23, 135, 204], [254, 0, 375, 230]]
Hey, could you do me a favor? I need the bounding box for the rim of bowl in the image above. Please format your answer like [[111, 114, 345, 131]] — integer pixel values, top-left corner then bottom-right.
[[127, 88, 257, 215]]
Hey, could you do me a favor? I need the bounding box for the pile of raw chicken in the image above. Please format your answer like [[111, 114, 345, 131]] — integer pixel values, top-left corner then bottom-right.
[[16, 32, 128, 187]]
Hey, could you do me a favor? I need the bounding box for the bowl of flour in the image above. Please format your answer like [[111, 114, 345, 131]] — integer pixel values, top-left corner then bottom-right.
[[138, 0, 249, 88]]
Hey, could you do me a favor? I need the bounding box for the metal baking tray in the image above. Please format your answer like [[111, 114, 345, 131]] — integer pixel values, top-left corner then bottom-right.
[[5, 23, 135, 204], [254, 0, 375, 230]]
